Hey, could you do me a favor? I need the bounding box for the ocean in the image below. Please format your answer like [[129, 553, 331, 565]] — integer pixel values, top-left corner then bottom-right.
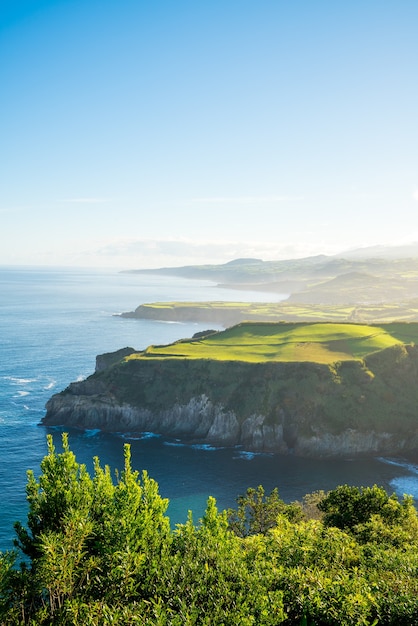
[[0, 266, 417, 553]]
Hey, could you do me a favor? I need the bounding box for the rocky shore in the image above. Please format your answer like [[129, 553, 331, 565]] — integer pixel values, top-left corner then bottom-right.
[[43, 343, 418, 458]]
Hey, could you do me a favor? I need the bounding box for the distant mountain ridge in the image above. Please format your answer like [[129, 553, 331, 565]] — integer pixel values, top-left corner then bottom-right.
[[122, 244, 418, 306], [337, 242, 418, 259]]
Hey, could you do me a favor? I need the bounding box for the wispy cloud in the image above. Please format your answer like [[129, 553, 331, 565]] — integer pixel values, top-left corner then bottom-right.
[[91, 237, 340, 269], [192, 195, 303, 204], [14, 235, 414, 270], [60, 197, 112, 204]]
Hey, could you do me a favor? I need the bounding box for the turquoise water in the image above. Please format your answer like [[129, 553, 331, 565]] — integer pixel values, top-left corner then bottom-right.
[[0, 266, 416, 552]]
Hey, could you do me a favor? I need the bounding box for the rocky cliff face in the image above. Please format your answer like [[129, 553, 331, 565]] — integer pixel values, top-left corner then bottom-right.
[[43, 344, 418, 458]]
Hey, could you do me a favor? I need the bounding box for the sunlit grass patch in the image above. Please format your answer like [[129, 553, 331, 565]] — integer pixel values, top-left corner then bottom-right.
[[125, 322, 418, 364]]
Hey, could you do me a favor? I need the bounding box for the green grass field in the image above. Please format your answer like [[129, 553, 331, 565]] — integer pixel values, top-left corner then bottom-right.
[[131, 300, 418, 324], [126, 321, 418, 364]]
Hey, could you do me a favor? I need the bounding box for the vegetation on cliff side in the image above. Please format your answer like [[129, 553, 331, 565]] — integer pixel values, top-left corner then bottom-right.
[[1, 436, 418, 624], [44, 322, 418, 448], [111, 322, 418, 436]]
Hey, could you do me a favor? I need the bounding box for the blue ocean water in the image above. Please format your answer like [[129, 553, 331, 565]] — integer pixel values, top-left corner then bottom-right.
[[0, 266, 416, 553]]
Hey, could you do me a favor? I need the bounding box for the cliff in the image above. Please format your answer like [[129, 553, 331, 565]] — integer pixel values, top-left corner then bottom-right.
[[119, 300, 418, 327], [43, 333, 418, 458]]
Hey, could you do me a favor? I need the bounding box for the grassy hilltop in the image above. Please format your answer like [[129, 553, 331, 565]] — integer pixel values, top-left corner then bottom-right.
[[43, 319, 418, 457], [128, 321, 418, 364]]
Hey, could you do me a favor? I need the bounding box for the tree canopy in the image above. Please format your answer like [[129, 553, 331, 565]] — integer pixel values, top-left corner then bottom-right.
[[0, 434, 418, 624]]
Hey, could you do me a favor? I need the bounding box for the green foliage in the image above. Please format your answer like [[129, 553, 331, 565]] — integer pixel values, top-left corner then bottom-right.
[[227, 485, 303, 537], [3, 436, 418, 624], [14, 433, 94, 560], [298, 490, 326, 520], [10, 434, 170, 624], [164, 499, 286, 625], [318, 484, 418, 544]]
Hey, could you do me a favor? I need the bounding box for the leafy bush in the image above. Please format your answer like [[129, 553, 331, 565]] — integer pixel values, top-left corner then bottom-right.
[[1, 436, 418, 624]]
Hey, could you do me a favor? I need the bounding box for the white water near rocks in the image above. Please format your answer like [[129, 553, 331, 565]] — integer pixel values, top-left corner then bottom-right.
[[0, 266, 416, 552]]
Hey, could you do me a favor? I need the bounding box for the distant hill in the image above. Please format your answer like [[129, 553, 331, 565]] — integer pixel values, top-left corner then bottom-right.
[[337, 242, 418, 259], [287, 270, 418, 305], [122, 255, 328, 285], [122, 246, 418, 306]]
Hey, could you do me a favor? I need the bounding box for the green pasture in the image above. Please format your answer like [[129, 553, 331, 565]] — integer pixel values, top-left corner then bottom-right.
[[135, 300, 418, 324], [126, 321, 418, 364]]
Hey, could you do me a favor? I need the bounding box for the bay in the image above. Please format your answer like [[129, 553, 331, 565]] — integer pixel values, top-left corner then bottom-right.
[[0, 266, 416, 553]]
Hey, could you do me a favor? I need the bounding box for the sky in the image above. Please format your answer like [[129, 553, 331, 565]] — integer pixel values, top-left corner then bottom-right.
[[1, 0, 418, 268]]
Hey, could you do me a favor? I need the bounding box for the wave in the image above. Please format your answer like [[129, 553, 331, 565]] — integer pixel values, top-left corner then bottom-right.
[[378, 457, 418, 499], [162, 439, 223, 451], [4, 376, 37, 385], [14, 391, 30, 397], [164, 441, 186, 448], [378, 456, 418, 475], [121, 431, 161, 441], [140, 431, 161, 439], [390, 476, 418, 499], [83, 429, 101, 438], [191, 443, 222, 451], [233, 450, 274, 461], [233, 451, 257, 460]]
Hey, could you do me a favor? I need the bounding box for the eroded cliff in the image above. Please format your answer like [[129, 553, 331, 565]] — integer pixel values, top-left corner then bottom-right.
[[43, 343, 418, 458]]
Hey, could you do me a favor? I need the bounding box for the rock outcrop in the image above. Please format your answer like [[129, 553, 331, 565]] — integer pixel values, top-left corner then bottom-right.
[[43, 343, 418, 458]]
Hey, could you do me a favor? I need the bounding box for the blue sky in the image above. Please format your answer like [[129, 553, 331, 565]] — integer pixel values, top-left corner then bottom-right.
[[1, 0, 418, 268]]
